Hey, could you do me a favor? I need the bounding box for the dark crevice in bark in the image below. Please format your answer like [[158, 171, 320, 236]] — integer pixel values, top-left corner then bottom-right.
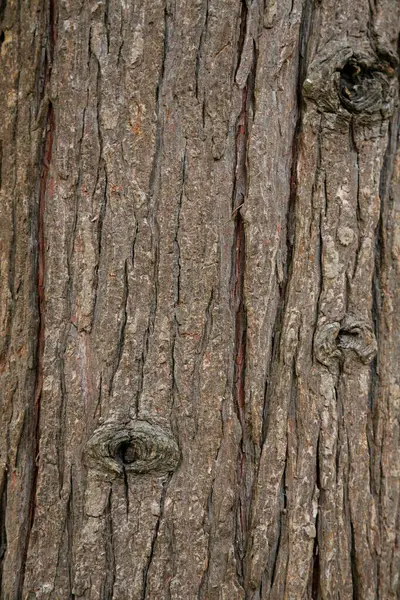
[[109, 259, 128, 396], [102, 489, 116, 600], [136, 4, 170, 416], [269, 466, 286, 591], [141, 475, 171, 600], [0, 470, 7, 591], [18, 1, 57, 592], [93, 374, 103, 420], [67, 469, 75, 599], [343, 401, 357, 600], [232, 208, 247, 586], [231, 0, 256, 585], [57, 343, 68, 494], [130, 219, 139, 268], [92, 165, 108, 328], [174, 146, 186, 307], [122, 466, 130, 516], [90, 26, 108, 329], [19, 98, 55, 600], [195, 0, 209, 101], [350, 119, 363, 282], [311, 433, 321, 599], [104, 0, 111, 53], [0, 0, 6, 22], [349, 518, 358, 600]]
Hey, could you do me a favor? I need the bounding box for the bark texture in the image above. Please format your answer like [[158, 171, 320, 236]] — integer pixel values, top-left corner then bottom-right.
[[0, 0, 399, 598]]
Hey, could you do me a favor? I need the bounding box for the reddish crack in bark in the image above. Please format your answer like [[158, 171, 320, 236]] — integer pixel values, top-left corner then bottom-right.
[[18, 0, 57, 595]]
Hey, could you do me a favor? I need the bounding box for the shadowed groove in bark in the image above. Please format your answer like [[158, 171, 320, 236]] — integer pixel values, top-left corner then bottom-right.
[[109, 259, 129, 397], [18, 0, 57, 594], [195, 0, 209, 102], [19, 98, 55, 600], [231, 0, 259, 585], [170, 142, 186, 423], [141, 475, 171, 600], [0, 470, 7, 590], [66, 469, 75, 598], [102, 489, 116, 599], [311, 433, 321, 598], [0, 0, 6, 22]]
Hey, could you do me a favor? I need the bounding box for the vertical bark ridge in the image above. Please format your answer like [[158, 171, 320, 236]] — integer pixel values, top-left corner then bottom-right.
[[136, 2, 170, 416]]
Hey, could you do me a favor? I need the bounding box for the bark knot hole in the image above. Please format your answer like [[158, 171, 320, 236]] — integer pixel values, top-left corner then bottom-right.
[[116, 440, 138, 465], [86, 419, 181, 475], [314, 315, 377, 369], [339, 58, 384, 113]]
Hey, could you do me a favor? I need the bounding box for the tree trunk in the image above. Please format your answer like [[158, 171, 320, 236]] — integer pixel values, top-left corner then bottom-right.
[[1, 0, 399, 598]]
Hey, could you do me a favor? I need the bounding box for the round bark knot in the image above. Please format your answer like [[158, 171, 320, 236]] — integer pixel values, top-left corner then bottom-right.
[[339, 57, 393, 113], [303, 43, 397, 120], [315, 315, 377, 370], [85, 419, 180, 475]]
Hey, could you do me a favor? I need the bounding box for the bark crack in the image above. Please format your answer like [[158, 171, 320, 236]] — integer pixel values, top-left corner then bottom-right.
[[230, 0, 257, 585], [141, 475, 171, 600], [102, 489, 116, 600], [109, 259, 129, 396], [19, 0, 57, 594]]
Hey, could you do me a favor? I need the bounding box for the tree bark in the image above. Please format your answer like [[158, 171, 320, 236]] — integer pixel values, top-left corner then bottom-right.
[[0, 0, 399, 598]]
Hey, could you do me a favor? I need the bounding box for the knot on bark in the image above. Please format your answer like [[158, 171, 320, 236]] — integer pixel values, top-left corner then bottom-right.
[[303, 43, 397, 120], [315, 315, 377, 370], [85, 419, 180, 475]]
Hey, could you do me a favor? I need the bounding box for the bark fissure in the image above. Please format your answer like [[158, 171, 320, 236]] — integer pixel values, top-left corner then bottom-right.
[[141, 476, 171, 600], [231, 0, 265, 585], [109, 260, 129, 397], [0, 470, 7, 590], [102, 489, 116, 600], [195, 0, 209, 101], [20, 97, 55, 600], [90, 29, 108, 328], [18, 0, 57, 591]]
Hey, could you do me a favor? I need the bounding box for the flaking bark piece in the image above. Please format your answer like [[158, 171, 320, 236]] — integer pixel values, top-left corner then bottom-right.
[[85, 419, 181, 475]]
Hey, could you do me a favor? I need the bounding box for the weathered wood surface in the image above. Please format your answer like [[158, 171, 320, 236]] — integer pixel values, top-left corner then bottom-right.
[[0, 0, 399, 598]]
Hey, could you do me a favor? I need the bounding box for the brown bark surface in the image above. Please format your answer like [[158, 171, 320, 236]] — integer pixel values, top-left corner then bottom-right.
[[0, 0, 399, 598]]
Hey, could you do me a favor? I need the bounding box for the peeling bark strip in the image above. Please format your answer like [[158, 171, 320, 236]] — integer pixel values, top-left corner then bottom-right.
[[0, 0, 400, 598]]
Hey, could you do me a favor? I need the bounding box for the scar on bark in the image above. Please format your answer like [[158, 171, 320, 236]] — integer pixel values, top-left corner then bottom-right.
[[86, 419, 181, 475], [315, 315, 377, 369]]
